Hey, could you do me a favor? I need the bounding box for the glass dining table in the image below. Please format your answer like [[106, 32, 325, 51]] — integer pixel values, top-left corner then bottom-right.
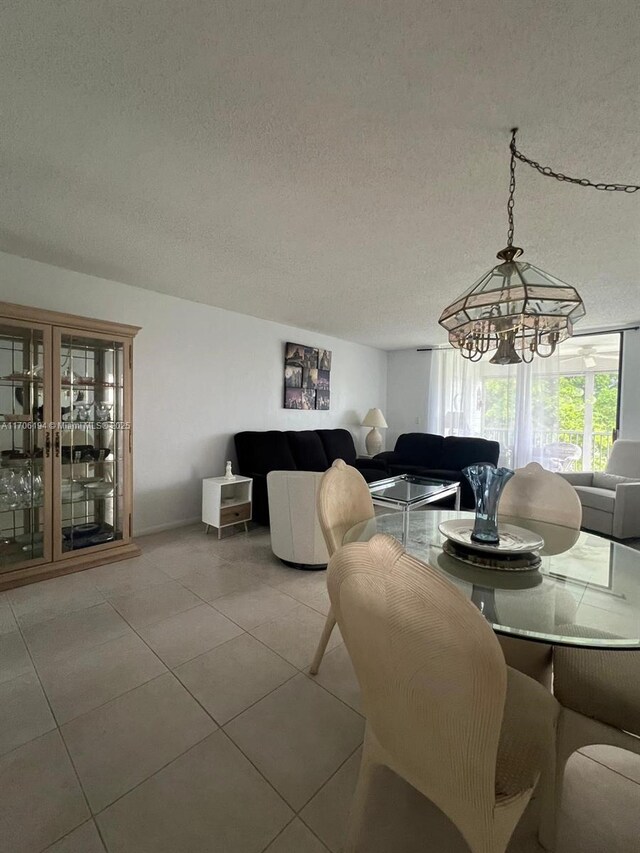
[[343, 510, 640, 650]]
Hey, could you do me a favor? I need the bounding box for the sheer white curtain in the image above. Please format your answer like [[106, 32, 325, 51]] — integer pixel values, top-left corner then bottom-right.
[[427, 348, 561, 469]]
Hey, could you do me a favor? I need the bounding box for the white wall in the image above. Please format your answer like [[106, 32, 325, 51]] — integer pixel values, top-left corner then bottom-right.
[[0, 251, 387, 534], [620, 329, 640, 440], [386, 349, 431, 449]]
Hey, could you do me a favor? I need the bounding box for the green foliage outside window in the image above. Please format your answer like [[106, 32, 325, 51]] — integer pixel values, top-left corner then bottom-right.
[[481, 371, 618, 471]]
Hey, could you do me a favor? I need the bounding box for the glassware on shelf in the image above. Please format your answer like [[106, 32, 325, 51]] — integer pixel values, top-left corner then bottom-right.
[[61, 366, 78, 385], [94, 402, 113, 422], [0, 471, 15, 511], [3, 364, 43, 381], [32, 471, 44, 506], [83, 480, 114, 498], [61, 479, 86, 502], [0, 468, 34, 510], [72, 402, 93, 422]]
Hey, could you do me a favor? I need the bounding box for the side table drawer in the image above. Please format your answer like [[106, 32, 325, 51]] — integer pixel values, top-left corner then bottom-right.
[[220, 503, 251, 525]]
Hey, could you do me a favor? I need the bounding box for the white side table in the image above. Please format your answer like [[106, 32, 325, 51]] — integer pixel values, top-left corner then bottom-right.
[[202, 476, 252, 539]]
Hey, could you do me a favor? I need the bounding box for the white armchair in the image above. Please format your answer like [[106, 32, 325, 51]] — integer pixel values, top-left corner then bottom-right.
[[561, 440, 640, 538], [266, 470, 330, 569]]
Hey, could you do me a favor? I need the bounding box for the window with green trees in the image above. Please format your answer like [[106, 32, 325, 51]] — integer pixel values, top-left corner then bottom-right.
[[479, 334, 620, 471]]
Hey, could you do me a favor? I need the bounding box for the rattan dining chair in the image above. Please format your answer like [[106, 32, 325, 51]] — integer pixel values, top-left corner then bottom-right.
[[496, 462, 583, 688], [329, 534, 559, 853], [309, 459, 375, 675]]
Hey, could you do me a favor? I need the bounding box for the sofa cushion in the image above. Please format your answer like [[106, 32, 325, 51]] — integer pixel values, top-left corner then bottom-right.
[[605, 440, 640, 479], [388, 463, 427, 477], [317, 428, 357, 465], [359, 467, 389, 484], [416, 468, 463, 485], [393, 433, 444, 465], [421, 468, 474, 507], [285, 431, 329, 472], [442, 436, 500, 470], [234, 431, 296, 476], [592, 472, 640, 490], [574, 486, 616, 514]]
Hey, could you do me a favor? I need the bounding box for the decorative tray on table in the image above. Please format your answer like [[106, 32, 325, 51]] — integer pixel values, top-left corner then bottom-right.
[[438, 520, 544, 572]]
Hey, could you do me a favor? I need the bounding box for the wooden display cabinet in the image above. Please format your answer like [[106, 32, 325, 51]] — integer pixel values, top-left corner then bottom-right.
[[0, 301, 141, 590]]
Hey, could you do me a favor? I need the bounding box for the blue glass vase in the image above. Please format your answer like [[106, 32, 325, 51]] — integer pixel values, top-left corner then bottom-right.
[[463, 463, 515, 545]]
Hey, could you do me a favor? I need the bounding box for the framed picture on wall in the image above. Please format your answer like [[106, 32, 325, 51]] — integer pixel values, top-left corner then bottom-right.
[[284, 342, 330, 409]]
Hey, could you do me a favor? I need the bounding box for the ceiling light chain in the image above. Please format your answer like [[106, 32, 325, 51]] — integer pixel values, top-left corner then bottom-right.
[[438, 128, 638, 365], [511, 132, 640, 193], [506, 129, 517, 249]]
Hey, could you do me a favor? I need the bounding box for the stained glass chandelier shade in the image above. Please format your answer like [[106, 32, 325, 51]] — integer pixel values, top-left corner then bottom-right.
[[439, 249, 586, 363], [438, 128, 639, 364]]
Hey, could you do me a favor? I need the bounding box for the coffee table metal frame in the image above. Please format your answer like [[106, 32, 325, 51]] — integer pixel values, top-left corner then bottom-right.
[[368, 474, 461, 544]]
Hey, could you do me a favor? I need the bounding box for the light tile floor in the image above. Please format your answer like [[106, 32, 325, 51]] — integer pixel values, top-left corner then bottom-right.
[[0, 523, 638, 852]]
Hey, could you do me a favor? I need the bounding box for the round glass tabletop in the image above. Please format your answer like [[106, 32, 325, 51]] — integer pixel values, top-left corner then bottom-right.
[[343, 510, 640, 649]]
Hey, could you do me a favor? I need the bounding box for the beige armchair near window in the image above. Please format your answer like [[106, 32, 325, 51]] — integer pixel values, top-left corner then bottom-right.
[[329, 534, 559, 853], [560, 439, 640, 538]]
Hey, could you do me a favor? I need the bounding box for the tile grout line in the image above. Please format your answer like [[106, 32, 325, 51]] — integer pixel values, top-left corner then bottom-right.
[[258, 814, 332, 853], [3, 532, 358, 848], [257, 816, 300, 853], [84, 534, 328, 823], [214, 668, 300, 728], [5, 600, 95, 851], [6, 542, 326, 701], [100, 612, 225, 730], [217, 727, 301, 818], [15, 569, 321, 735], [24, 597, 171, 728], [297, 740, 363, 815], [88, 727, 294, 847], [303, 668, 364, 719], [217, 680, 364, 836], [120, 577, 361, 726], [38, 819, 104, 853], [90, 727, 218, 819]]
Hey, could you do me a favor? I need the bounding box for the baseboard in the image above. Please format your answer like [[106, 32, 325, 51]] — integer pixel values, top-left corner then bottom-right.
[[134, 517, 201, 537]]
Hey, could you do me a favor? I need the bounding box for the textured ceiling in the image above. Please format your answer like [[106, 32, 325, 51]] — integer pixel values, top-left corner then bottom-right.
[[0, 1, 638, 350]]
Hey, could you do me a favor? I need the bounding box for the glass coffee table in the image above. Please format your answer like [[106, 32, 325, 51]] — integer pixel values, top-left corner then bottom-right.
[[368, 475, 461, 544]]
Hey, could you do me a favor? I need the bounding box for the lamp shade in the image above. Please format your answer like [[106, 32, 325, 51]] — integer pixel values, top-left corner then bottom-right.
[[362, 408, 388, 429]]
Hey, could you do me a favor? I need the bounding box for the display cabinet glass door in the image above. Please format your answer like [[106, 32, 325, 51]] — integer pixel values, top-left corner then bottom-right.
[[0, 321, 52, 572], [53, 330, 129, 558]]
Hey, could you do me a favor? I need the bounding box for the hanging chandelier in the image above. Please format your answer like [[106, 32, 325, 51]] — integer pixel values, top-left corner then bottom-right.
[[438, 129, 639, 364]]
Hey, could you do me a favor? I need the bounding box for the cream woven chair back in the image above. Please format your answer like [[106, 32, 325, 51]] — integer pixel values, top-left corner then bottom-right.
[[328, 534, 511, 849], [317, 459, 375, 556], [499, 462, 582, 529]]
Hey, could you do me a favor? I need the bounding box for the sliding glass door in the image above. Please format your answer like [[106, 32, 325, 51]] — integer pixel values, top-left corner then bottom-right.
[[429, 332, 621, 472]]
